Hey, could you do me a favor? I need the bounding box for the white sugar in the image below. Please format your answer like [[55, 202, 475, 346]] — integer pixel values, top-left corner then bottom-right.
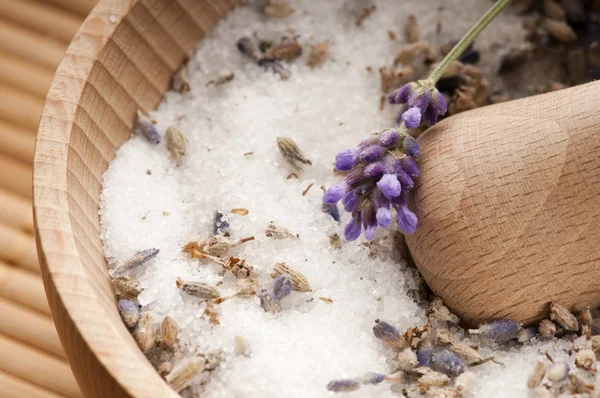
[[99, 1, 560, 397]]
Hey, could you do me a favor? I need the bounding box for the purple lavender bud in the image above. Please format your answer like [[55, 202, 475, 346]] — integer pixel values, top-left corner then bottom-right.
[[322, 203, 340, 222], [373, 319, 405, 350], [118, 299, 140, 329], [432, 350, 465, 376], [379, 129, 399, 147], [335, 148, 359, 171], [360, 145, 385, 163], [432, 90, 448, 115], [377, 174, 402, 199], [358, 135, 380, 149], [422, 106, 440, 126], [518, 327, 537, 343], [390, 82, 415, 104], [376, 207, 392, 228], [323, 183, 347, 204], [402, 107, 422, 129], [409, 91, 431, 112], [402, 136, 420, 158], [361, 205, 377, 241], [364, 161, 387, 178], [342, 190, 360, 213], [327, 379, 360, 392], [344, 218, 362, 241], [396, 206, 417, 235], [213, 211, 230, 237], [468, 319, 522, 344], [345, 167, 366, 187], [236, 37, 260, 60], [547, 362, 569, 382], [390, 192, 407, 209], [134, 110, 160, 144], [401, 156, 420, 178], [258, 58, 290, 80], [395, 169, 414, 190], [417, 340, 433, 367], [358, 373, 386, 385], [259, 292, 281, 314], [272, 275, 292, 301]]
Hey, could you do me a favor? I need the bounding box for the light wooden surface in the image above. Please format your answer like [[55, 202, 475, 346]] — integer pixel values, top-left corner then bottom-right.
[[33, 0, 239, 397], [0, 1, 96, 397], [406, 81, 600, 326]]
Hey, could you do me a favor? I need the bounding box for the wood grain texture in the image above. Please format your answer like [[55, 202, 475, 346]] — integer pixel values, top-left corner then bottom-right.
[[0, 223, 39, 273], [0, 260, 50, 315], [406, 82, 600, 326], [0, 82, 46, 132], [0, 119, 37, 163], [33, 0, 240, 397], [0, 369, 65, 398], [0, 187, 34, 233], [0, 51, 56, 98]]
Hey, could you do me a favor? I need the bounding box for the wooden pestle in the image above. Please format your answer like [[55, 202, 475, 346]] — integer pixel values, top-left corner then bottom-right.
[[0, 260, 49, 315], [405, 81, 600, 326], [0, 0, 82, 44], [0, 224, 39, 274], [0, 369, 65, 398]]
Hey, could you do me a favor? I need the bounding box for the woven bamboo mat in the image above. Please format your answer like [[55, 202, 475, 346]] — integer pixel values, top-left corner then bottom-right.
[[0, 1, 97, 397]]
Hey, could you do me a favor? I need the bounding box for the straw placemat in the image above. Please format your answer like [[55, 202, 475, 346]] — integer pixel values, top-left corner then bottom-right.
[[0, 1, 97, 397]]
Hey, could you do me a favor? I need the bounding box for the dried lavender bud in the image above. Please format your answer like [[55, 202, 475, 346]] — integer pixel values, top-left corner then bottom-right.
[[160, 316, 179, 348], [264, 41, 302, 62], [575, 349, 596, 371], [468, 319, 522, 343], [272, 275, 292, 301], [397, 348, 418, 371], [264, 0, 295, 18], [538, 319, 556, 338], [259, 291, 281, 314], [402, 135, 421, 158], [171, 63, 190, 93], [550, 303, 578, 331], [112, 276, 143, 300], [181, 282, 221, 300], [433, 329, 456, 346], [134, 312, 156, 353], [165, 126, 186, 165], [455, 371, 476, 394], [158, 362, 173, 378], [427, 297, 459, 324], [547, 362, 569, 382], [276, 137, 312, 171], [327, 379, 360, 392], [212, 211, 230, 237], [404, 14, 420, 43], [258, 58, 291, 79], [530, 386, 554, 398], [184, 235, 254, 258], [355, 4, 376, 26], [306, 40, 329, 69], [527, 358, 547, 389], [234, 278, 259, 298], [165, 357, 205, 392], [449, 343, 484, 365], [358, 372, 386, 385], [417, 340, 433, 367], [518, 327, 537, 343], [234, 336, 251, 356], [112, 248, 159, 277], [117, 299, 140, 329], [545, 18, 577, 43], [321, 203, 340, 222], [206, 73, 235, 87], [432, 350, 465, 376], [134, 110, 160, 144], [265, 222, 295, 239], [405, 325, 430, 349], [271, 262, 312, 292], [373, 319, 406, 350], [237, 37, 260, 60]]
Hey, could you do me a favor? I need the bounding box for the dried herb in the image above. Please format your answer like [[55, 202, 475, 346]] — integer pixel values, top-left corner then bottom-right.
[[306, 41, 329, 68], [550, 302, 578, 331], [271, 262, 312, 292], [134, 110, 160, 144], [276, 136, 312, 171], [264, 0, 295, 18], [180, 282, 221, 300], [355, 4, 376, 26], [112, 248, 159, 277], [165, 126, 186, 165], [112, 276, 143, 300], [165, 357, 205, 392], [265, 222, 296, 239], [118, 299, 140, 329], [206, 73, 235, 87]]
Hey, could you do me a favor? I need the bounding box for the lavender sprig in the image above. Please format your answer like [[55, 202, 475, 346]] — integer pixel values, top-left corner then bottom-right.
[[323, 0, 512, 241]]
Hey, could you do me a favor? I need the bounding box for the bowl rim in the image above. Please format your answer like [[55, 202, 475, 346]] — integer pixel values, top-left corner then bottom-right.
[[32, 0, 204, 396]]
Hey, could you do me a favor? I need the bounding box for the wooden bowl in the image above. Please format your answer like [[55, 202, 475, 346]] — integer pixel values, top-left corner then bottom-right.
[[33, 1, 239, 396]]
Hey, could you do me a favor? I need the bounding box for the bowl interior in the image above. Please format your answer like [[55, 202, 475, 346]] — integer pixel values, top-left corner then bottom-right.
[[33, 1, 239, 396]]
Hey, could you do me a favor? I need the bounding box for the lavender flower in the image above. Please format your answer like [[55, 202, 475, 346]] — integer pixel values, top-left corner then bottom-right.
[[323, 126, 421, 241], [213, 211, 230, 236], [322, 202, 340, 222], [468, 319, 522, 344], [272, 275, 292, 301], [432, 350, 465, 376], [134, 110, 160, 144], [358, 372, 386, 385], [389, 82, 447, 128], [373, 319, 406, 350], [326, 379, 361, 392], [417, 340, 433, 367]]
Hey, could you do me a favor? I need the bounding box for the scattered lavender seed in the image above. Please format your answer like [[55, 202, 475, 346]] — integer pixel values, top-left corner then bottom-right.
[[417, 340, 433, 367], [373, 319, 406, 350], [113, 248, 159, 277], [134, 110, 161, 144], [272, 275, 292, 301], [213, 211, 231, 237]]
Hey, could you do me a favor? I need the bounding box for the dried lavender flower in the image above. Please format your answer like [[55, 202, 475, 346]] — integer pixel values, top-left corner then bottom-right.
[[117, 299, 139, 329], [181, 282, 221, 300], [527, 358, 547, 389], [276, 137, 312, 171], [397, 348, 418, 371], [468, 319, 522, 343], [236, 37, 261, 61], [538, 319, 556, 338], [134, 312, 156, 353], [449, 343, 484, 365], [234, 277, 259, 298], [165, 357, 205, 392], [306, 41, 329, 69], [160, 316, 179, 348], [417, 339, 434, 367], [206, 73, 235, 87], [417, 369, 450, 389], [258, 58, 291, 80], [212, 211, 230, 237], [184, 235, 254, 258], [112, 248, 159, 277], [432, 350, 465, 376], [355, 4, 376, 26], [165, 126, 186, 165], [264, 40, 302, 62], [271, 262, 312, 292], [433, 329, 456, 346], [518, 327, 537, 343], [265, 222, 295, 239], [134, 110, 160, 144], [373, 319, 406, 350], [358, 372, 386, 385], [259, 291, 281, 314], [547, 361, 569, 382], [272, 275, 292, 301], [112, 276, 143, 300], [202, 350, 225, 371], [550, 302, 578, 331], [327, 379, 361, 392]]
